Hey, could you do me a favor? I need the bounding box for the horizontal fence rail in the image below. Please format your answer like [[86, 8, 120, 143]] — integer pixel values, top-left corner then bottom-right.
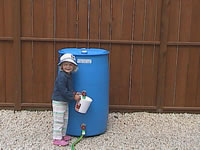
[[21, 37, 160, 45]]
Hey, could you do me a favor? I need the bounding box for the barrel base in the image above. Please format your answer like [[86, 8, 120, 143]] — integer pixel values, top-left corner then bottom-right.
[[67, 130, 107, 137]]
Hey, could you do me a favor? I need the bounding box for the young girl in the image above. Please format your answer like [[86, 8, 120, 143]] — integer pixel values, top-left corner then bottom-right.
[[52, 53, 80, 146]]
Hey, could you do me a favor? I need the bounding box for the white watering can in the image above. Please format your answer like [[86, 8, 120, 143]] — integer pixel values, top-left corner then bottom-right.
[[75, 91, 93, 113]]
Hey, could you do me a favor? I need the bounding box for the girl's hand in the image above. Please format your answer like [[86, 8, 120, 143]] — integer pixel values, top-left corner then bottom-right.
[[74, 94, 81, 101]]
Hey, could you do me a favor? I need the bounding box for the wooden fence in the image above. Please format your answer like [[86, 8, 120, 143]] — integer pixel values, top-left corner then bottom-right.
[[0, 0, 200, 112]]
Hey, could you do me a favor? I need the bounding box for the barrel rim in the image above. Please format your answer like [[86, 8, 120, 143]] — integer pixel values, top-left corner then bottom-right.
[[58, 48, 109, 56]]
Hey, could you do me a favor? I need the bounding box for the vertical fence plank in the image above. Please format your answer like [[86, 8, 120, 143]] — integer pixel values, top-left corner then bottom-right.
[[0, 0, 4, 36], [99, 0, 111, 51], [43, 0, 54, 103], [5, 0, 14, 104], [21, 0, 32, 37], [119, 0, 134, 105], [109, 0, 132, 106], [141, 0, 158, 106], [164, 46, 177, 107], [163, 0, 178, 107], [66, 0, 77, 40], [99, 0, 111, 101], [196, 58, 200, 105], [110, 0, 124, 105], [43, 42, 54, 103], [190, 0, 200, 43], [0, 0, 5, 103], [185, 1, 200, 105], [131, 0, 145, 106], [77, 0, 88, 48], [56, 0, 67, 38], [55, 0, 77, 49], [65, 0, 77, 47], [164, 0, 180, 107], [4, 0, 13, 37], [22, 41, 34, 103], [156, 0, 170, 111], [33, 0, 43, 37], [21, 0, 33, 103], [0, 0, 15, 106], [13, 0, 21, 110], [32, 0, 45, 103], [185, 47, 199, 106], [32, 0, 54, 103], [89, 0, 100, 48], [0, 42, 6, 103], [186, 0, 200, 106], [175, 0, 192, 107]]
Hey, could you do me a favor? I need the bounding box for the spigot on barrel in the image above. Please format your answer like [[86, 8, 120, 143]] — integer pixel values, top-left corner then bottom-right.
[[81, 123, 86, 130], [81, 90, 87, 99]]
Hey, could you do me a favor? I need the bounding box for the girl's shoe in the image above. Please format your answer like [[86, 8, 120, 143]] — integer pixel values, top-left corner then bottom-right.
[[53, 139, 68, 146], [63, 135, 71, 141]]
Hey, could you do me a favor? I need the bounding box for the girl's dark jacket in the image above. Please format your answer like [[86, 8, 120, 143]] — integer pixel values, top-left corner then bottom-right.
[[52, 71, 74, 102]]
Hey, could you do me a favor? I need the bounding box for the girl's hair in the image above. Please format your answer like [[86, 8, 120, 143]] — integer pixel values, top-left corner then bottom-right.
[[59, 62, 78, 72]]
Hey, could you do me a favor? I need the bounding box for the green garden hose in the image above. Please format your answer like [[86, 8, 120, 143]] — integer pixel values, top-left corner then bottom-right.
[[71, 129, 85, 150]]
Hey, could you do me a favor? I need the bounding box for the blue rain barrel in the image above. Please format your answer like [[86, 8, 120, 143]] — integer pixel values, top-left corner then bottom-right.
[[58, 48, 109, 136]]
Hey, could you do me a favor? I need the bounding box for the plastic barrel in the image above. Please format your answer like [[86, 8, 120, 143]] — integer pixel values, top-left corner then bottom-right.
[[58, 48, 109, 136]]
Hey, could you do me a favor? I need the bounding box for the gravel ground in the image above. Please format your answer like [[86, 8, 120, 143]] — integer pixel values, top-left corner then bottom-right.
[[1, 110, 200, 150]]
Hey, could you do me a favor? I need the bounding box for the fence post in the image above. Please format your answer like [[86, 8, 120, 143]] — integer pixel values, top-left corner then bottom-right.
[[13, 0, 21, 110], [156, 0, 170, 112]]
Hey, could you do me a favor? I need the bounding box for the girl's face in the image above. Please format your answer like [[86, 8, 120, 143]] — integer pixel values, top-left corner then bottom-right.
[[61, 62, 75, 73]]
